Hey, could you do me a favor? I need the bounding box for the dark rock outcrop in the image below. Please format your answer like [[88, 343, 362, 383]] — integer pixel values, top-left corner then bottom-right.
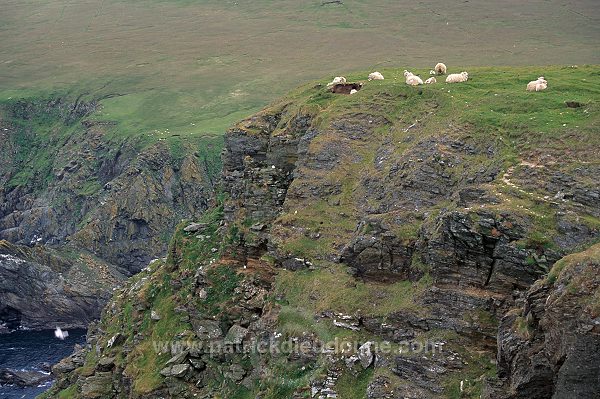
[[0, 96, 216, 329], [0, 368, 52, 387], [484, 243, 600, 399], [0, 240, 124, 330], [1, 97, 215, 275]]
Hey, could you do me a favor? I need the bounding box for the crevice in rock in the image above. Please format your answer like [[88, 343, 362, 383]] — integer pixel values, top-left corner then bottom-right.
[[0, 306, 22, 330], [484, 258, 497, 286], [482, 234, 500, 287]]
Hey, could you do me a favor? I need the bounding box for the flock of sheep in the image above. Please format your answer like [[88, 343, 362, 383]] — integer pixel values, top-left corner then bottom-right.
[[327, 62, 548, 93], [403, 62, 469, 86]]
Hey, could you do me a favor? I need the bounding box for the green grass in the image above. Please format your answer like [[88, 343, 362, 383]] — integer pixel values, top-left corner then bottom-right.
[[2, 0, 598, 140], [56, 385, 78, 399], [442, 346, 497, 399], [274, 263, 431, 317], [120, 271, 191, 394], [76, 180, 102, 196], [547, 242, 600, 284], [201, 265, 243, 315], [513, 315, 534, 339], [336, 368, 374, 399], [276, 305, 357, 343], [167, 203, 225, 271]]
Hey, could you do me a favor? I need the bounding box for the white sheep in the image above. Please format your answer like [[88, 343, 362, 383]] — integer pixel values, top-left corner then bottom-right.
[[327, 76, 347, 88], [425, 77, 436, 84], [406, 74, 423, 86], [403, 70, 423, 85], [350, 89, 358, 94], [526, 76, 548, 92], [435, 62, 447, 75], [445, 71, 469, 83], [429, 70, 437, 75], [368, 71, 384, 81]]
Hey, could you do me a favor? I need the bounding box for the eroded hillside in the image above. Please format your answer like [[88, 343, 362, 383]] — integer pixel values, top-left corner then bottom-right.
[[0, 95, 220, 330], [44, 66, 600, 398]]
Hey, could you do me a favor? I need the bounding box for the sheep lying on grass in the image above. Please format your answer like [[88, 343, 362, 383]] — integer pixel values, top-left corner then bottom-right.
[[330, 82, 363, 94], [350, 89, 358, 95], [368, 71, 384, 81], [435, 62, 447, 75], [429, 70, 436, 75], [446, 72, 469, 83], [425, 77, 436, 84], [327, 76, 346, 88], [404, 70, 423, 86], [526, 76, 548, 92], [533, 81, 547, 92]]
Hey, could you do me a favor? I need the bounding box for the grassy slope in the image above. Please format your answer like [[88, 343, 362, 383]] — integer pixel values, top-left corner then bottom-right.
[[2, 0, 599, 139]]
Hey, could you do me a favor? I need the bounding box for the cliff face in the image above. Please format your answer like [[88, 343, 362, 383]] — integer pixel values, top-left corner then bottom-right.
[[0, 97, 216, 330], [0, 240, 124, 331], [43, 66, 600, 399], [486, 243, 600, 399]]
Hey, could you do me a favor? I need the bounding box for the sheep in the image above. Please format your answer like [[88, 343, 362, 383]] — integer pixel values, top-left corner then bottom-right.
[[350, 89, 358, 95], [368, 71, 384, 81], [406, 74, 423, 86], [434, 62, 447, 75], [429, 70, 437, 75], [403, 70, 423, 85], [425, 77, 436, 84], [330, 82, 363, 94], [327, 76, 346, 88], [445, 71, 469, 83], [526, 76, 548, 92]]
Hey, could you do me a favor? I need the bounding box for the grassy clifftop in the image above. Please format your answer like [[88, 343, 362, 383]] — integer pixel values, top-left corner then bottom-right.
[[43, 65, 600, 399], [3, 1, 599, 140], [262, 65, 599, 260]]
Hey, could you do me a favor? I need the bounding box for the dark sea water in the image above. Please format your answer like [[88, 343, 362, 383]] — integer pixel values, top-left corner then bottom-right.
[[0, 329, 86, 399]]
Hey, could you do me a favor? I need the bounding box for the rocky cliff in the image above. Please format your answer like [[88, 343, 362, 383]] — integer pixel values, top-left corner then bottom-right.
[[0, 96, 217, 330], [485, 243, 600, 399], [42, 66, 600, 398], [0, 240, 124, 331]]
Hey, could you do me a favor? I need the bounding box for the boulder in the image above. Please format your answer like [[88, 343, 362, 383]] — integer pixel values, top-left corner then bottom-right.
[[107, 333, 124, 348], [225, 364, 246, 381], [189, 358, 206, 371], [358, 342, 374, 368], [160, 364, 190, 378], [191, 318, 223, 341], [80, 371, 114, 398], [96, 356, 115, 372], [0, 369, 52, 387], [52, 348, 86, 375], [151, 310, 161, 321], [184, 223, 208, 233], [166, 351, 189, 366], [224, 324, 248, 345]]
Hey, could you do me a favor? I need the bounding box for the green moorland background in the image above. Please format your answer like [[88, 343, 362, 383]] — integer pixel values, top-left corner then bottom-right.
[[1, 0, 599, 148]]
